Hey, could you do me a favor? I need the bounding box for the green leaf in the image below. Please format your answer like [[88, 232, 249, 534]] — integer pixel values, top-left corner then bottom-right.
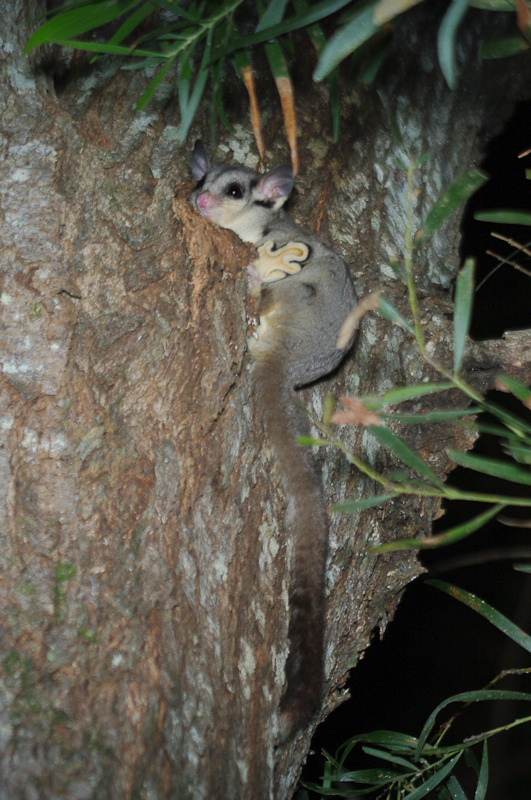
[[361, 745, 416, 770], [216, 0, 354, 57], [362, 382, 455, 409], [371, 504, 503, 552], [370, 426, 445, 488], [502, 441, 531, 465], [481, 398, 531, 437], [294, 0, 341, 139], [298, 436, 329, 446], [453, 258, 475, 375], [38, 39, 163, 57], [256, 0, 288, 30], [470, 0, 514, 8], [474, 209, 531, 225], [265, 39, 289, 79], [336, 730, 420, 771], [496, 375, 531, 407], [415, 686, 531, 760], [407, 754, 462, 799], [437, 0, 470, 89], [322, 392, 335, 425], [313, 4, 380, 81], [333, 493, 395, 513], [474, 741, 489, 800], [378, 296, 415, 334], [358, 34, 391, 84], [381, 408, 480, 424], [136, 54, 175, 110], [415, 168, 489, 241], [329, 766, 405, 785], [447, 449, 531, 486], [427, 580, 531, 654], [480, 36, 530, 58], [176, 38, 211, 142], [446, 775, 469, 800], [386, 258, 407, 281], [24, 0, 142, 54], [107, 2, 155, 48]]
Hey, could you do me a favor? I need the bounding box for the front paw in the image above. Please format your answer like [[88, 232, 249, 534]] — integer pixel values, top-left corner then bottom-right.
[[247, 263, 262, 299]]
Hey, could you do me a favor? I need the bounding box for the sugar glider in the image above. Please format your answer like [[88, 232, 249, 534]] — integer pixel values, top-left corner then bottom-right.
[[189, 141, 357, 736]]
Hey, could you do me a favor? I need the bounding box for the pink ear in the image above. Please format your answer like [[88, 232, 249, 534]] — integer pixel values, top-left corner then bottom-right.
[[256, 165, 294, 201]]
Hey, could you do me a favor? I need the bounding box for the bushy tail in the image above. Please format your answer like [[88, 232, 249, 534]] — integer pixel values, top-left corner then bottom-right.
[[252, 357, 328, 737]]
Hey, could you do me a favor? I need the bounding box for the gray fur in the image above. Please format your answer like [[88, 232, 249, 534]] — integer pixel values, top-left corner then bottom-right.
[[189, 141, 358, 736]]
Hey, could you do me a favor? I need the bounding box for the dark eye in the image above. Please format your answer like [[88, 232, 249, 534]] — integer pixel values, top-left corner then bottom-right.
[[226, 183, 243, 199]]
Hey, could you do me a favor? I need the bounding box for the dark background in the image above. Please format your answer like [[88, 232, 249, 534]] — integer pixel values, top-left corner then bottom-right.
[[303, 99, 531, 799]]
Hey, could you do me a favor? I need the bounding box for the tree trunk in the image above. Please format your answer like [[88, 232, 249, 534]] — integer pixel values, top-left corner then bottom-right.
[[1, 3, 530, 799]]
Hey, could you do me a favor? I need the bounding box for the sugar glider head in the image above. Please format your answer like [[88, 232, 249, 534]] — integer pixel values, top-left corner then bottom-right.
[[189, 140, 294, 244]]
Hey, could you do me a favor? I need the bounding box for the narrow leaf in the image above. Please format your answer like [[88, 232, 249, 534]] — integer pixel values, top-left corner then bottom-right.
[[481, 397, 531, 436], [381, 408, 479, 424], [24, 0, 141, 53], [234, 51, 266, 162], [447, 449, 531, 486], [333, 493, 395, 513], [107, 2, 155, 48], [294, 0, 340, 138], [336, 730, 419, 770], [373, 0, 426, 25], [447, 775, 470, 800], [361, 745, 416, 769], [265, 41, 299, 173], [216, 0, 354, 56], [437, 0, 470, 89], [453, 258, 475, 374], [298, 436, 329, 446], [358, 32, 392, 84], [496, 375, 531, 408], [370, 426, 445, 488], [313, 5, 380, 81], [470, 0, 515, 8], [474, 741, 489, 800], [480, 36, 530, 58], [415, 168, 489, 241], [416, 687, 531, 759], [371, 504, 503, 552], [378, 296, 415, 334], [136, 54, 175, 110], [474, 209, 531, 225], [40, 39, 163, 57], [177, 39, 211, 142], [362, 382, 455, 409], [427, 580, 531, 653], [256, 0, 288, 30], [406, 753, 462, 799]]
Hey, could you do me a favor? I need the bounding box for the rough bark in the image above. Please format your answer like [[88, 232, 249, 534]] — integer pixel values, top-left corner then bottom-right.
[[1, 3, 530, 800]]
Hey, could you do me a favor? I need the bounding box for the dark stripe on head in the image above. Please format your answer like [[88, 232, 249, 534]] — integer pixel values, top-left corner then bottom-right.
[[254, 199, 274, 209], [194, 176, 206, 191]]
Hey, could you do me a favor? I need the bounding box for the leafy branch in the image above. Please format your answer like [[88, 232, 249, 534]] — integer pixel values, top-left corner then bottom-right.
[[304, 586, 531, 799], [300, 147, 531, 553], [24, 0, 531, 160]]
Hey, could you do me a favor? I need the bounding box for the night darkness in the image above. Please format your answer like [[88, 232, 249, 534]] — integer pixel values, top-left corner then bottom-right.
[[302, 100, 531, 798]]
